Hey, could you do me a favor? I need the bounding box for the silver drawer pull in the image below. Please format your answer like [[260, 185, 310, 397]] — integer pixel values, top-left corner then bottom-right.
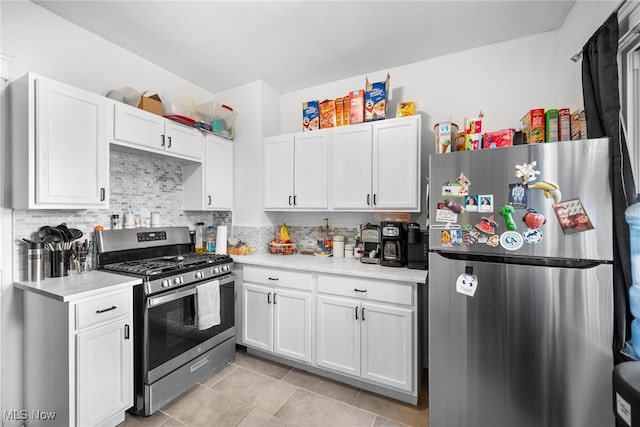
[[96, 305, 117, 314], [354, 288, 367, 293], [190, 356, 209, 373]]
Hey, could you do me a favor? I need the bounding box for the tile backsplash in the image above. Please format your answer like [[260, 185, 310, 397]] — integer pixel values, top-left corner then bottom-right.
[[12, 149, 231, 280]]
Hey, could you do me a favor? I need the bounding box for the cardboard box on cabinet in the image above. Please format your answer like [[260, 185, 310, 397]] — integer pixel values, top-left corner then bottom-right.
[[138, 93, 163, 116]]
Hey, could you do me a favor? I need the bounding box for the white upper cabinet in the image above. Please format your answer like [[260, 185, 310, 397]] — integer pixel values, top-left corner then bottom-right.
[[263, 129, 330, 210], [10, 73, 109, 209], [110, 101, 203, 162], [331, 116, 421, 212], [183, 134, 233, 211]]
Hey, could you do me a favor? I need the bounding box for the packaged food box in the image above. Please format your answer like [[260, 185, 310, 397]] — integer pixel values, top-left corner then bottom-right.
[[465, 117, 483, 150], [302, 100, 320, 131], [571, 110, 581, 140], [349, 90, 365, 125], [545, 109, 559, 142], [364, 73, 390, 121], [342, 96, 350, 125], [456, 131, 466, 151], [558, 108, 571, 141], [319, 99, 336, 129], [522, 108, 545, 143], [579, 110, 587, 139], [483, 129, 514, 149], [336, 97, 343, 127], [434, 121, 459, 153], [396, 102, 415, 118]]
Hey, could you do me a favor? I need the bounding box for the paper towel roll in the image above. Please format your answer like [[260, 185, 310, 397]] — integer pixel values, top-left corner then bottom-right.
[[216, 226, 227, 254]]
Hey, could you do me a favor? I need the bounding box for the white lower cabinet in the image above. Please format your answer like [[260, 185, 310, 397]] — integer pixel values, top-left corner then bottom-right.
[[316, 274, 415, 392], [242, 266, 312, 363], [23, 288, 133, 427]]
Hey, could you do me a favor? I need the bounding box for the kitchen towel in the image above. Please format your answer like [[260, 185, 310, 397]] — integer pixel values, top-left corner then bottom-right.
[[216, 226, 227, 254], [196, 280, 220, 330]]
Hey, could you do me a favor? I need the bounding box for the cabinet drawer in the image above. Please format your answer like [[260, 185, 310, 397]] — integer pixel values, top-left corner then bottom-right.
[[75, 289, 131, 330], [317, 274, 412, 305], [243, 265, 312, 291]]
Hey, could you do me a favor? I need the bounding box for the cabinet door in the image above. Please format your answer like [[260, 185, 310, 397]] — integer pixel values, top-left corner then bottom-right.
[[316, 296, 360, 376], [372, 117, 420, 210], [35, 78, 108, 207], [361, 302, 413, 391], [112, 102, 165, 152], [242, 283, 273, 352], [293, 131, 329, 209], [76, 318, 132, 426], [263, 135, 295, 209], [205, 136, 233, 210], [331, 125, 373, 210], [165, 120, 204, 162], [273, 289, 312, 363]]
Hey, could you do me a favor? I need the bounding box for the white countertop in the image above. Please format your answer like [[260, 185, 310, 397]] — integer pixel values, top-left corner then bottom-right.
[[15, 270, 142, 302], [232, 254, 428, 284]]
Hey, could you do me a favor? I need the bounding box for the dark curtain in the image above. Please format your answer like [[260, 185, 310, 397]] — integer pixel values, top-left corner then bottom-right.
[[582, 12, 638, 364]]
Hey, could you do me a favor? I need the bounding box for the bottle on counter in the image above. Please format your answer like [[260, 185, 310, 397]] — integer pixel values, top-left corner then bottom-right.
[[195, 222, 205, 253], [206, 225, 217, 253], [334, 235, 345, 258]]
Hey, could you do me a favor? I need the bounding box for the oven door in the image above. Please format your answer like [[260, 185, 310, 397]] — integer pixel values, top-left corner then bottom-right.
[[144, 273, 235, 384]]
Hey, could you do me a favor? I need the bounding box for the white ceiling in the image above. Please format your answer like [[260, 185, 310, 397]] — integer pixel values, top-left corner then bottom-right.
[[34, 1, 577, 94]]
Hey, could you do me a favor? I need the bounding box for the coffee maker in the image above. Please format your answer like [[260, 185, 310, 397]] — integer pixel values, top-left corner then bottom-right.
[[360, 224, 381, 264], [407, 222, 429, 270], [380, 221, 407, 267]]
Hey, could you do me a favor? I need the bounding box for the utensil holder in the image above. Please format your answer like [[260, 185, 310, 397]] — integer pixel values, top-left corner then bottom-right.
[[49, 250, 70, 277]]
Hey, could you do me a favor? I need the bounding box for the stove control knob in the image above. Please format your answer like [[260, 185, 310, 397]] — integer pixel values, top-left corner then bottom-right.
[[195, 271, 203, 279], [161, 279, 170, 288], [174, 277, 182, 285], [222, 264, 229, 272], [213, 267, 220, 274]]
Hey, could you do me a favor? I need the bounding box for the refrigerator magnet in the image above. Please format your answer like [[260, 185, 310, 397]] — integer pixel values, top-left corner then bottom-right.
[[500, 231, 524, 250], [465, 195, 479, 212], [487, 234, 500, 247], [436, 202, 458, 223], [515, 161, 540, 184], [444, 199, 465, 214], [522, 228, 543, 244], [441, 230, 452, 246], [476, 215, 498, 234], [462, 229, 481, 245], [451, 229, 463, 245], [478, 195, 494, 212], [552, 198, 594, 235], [456, 272, 478, 297], [508, 183, 528, 209], [498, 205, 517, 231], [522, 208, 546, 228]]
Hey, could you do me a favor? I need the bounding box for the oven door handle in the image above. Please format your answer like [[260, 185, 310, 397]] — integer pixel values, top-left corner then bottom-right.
[[146, 273, 236, 308]]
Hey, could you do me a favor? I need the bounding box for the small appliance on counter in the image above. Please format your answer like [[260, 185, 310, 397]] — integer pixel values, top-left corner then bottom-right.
[[380, 221, 407, 267], [407, 222, 428, 270], [360, 224, 381, 264]]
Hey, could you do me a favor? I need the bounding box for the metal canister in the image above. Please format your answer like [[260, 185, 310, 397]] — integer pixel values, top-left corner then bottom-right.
[[26, 241, 45, 282]]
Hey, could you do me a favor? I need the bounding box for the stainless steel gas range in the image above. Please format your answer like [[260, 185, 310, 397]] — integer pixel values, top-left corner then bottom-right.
[[96, 227, 236, 416]]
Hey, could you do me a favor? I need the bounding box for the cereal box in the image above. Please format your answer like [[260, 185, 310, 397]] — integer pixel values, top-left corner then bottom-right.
[[349, 89, 365, 125], [571, 110, 581, 140], [319, 99, 336, 129], [521, 109, 545, 143], [335, 97, 343, 127], [579, 110, 587, 139], [364, 73, 390, 121], [545, 109, 559, 142], [483, 129, 514, 149], [302, 100, 319, 132], [558, 108, 571, 141], [342, 96, 350, 125]]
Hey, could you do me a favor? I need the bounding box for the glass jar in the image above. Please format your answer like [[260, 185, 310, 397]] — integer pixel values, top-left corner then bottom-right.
[[206, 225, 217, 253], [195, 222, 205, 253]]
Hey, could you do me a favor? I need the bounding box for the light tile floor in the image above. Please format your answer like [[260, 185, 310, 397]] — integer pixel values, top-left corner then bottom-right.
[[118, 348, 429, 427]]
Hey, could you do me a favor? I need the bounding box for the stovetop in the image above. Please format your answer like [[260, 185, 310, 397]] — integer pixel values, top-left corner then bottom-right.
[[103, 253, 232, 277]]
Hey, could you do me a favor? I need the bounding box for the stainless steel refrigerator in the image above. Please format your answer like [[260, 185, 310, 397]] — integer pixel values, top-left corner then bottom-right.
[[428, 137, 614, 427]]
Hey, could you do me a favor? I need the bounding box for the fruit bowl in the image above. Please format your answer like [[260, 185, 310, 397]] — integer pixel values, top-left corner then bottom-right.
[[270, 242, 297, 255]]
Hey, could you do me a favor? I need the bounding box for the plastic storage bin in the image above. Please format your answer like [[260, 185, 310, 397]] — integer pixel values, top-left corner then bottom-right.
[[195, 102, 237, 140], [161, 94, 194, 118]]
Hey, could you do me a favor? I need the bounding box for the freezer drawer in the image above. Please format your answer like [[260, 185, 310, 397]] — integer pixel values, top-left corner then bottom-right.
[[428, 253, 614, 427]]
